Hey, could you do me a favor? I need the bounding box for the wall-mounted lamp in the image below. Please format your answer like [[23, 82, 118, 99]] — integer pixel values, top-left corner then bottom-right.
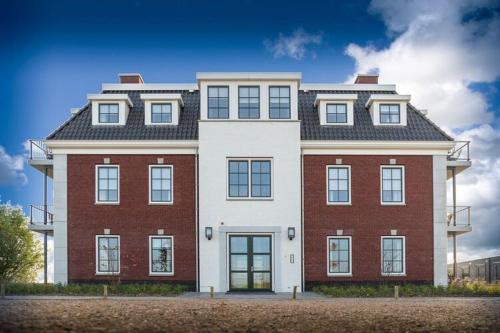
[[205, 227, 213, 240], [288, 227, 295, 241]]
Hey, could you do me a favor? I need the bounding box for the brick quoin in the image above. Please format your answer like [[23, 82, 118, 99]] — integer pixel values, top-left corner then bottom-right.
[[304, 155, 434, 289], [67, 155, 196, 288]]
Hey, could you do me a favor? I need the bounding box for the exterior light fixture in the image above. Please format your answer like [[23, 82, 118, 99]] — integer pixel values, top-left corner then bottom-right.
[[288, 227, 295, 240], [205, 227, 213, 240]]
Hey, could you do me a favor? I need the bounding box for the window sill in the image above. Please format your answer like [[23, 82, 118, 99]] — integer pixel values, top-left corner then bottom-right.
[[327, 274, 353, 277], [381, 273, 406, 277], [148, 202, 174, 206], [95, 202, 120, 205], [381, 202, 406, 206], [149, 273, 175, 277], [326, 202, 352, 206], [226, 197, 274, 201], [95, 272, 120, 276]]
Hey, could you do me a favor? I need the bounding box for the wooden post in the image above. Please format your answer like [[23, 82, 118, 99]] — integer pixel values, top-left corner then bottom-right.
[[1, 282, 5, 299], [394, 285, 399, 300], [103, 285, 108, 299], [210, 286, 214, 299], [292, 286, 297, 300]]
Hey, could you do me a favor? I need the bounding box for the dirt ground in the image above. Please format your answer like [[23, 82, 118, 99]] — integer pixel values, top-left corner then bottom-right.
[[0, 297, 499, 332]]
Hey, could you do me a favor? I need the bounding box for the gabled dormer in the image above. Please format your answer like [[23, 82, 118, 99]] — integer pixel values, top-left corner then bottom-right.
[[88, 94, 133, 126], [366, 94, 411, 126], [314, 94, 358, 126], [141, 94, 184, 126]]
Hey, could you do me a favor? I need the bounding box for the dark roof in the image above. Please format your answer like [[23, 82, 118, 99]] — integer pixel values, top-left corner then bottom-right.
[[47, 89, 452, 141], [47, 90, 199, 140], [299, 90, 452, 141]]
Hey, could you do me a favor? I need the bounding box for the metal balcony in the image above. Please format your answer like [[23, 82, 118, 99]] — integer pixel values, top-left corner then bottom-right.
[[447, 141, 471, 179], [28, 205, 54, 233], [447, 205, 472, 235], [28, 139, 53, 176]]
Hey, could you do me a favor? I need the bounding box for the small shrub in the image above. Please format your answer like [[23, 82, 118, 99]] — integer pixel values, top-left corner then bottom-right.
[[6, 283, 188, 296], [314, 282, 500, 298]]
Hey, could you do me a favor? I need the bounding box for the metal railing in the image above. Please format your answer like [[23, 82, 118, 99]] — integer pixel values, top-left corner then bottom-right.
[[29, 139, 52, 160], [448, 141, 470, 161], [29, 205, 53, 225], [447, 206, 471, 226]]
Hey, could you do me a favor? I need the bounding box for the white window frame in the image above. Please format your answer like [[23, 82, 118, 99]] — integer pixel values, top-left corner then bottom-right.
[[379, 103, 401, 124], [95, 235, 120, 275], [151, 103, 173, 124], [149, 235, 175, 276], [326, 165, 352, 205], [95, 165, 120, 205], [380, 165, 405, 205], [148, 165, 174, 205], [226, 158, 273, 200], [381, 236, 406, 276], [327, 236, 352, 277]]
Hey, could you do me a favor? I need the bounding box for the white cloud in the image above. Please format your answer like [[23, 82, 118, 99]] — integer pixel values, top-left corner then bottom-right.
[[0, 145, 27, 186], [265, 28, 322, 60], [346, 0, 500, 128], [345, 0, 500, 261]]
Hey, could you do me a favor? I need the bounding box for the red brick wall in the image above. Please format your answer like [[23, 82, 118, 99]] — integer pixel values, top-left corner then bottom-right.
[[67, 155, 196, 287], [304, 155, 434, 288]]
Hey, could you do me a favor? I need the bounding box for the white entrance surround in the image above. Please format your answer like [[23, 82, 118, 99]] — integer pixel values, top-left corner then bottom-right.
[[219, 226, 281, 292]]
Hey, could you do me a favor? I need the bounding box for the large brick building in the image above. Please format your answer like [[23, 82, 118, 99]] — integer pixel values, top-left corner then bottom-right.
[[28, 72, 472, 291]]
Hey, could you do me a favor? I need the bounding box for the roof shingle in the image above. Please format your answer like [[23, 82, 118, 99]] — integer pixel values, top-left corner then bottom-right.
[[46, 89, 452, 141]]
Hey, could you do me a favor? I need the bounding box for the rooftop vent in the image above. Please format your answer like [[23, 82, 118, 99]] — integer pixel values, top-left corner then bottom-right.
[[354, 74, 378, 84], [119, 73, 144, 84]]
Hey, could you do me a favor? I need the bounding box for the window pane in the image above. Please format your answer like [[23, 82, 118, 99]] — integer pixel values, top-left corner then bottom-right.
[[150, 167, 172, 202], [329, 238, 351, 274], [253, 237, 270, 253], [231, 237, 247, 253]]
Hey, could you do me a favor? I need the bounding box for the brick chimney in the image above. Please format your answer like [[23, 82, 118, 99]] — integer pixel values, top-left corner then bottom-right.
[[354, 74, 378, 84], [118, 73, 144, 84]]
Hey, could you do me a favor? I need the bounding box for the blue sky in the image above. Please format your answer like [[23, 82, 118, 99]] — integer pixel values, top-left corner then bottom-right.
[[1, 0, 499, 267]]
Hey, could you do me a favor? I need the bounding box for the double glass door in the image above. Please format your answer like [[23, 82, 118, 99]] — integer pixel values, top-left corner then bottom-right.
[[229, 235, 272, 291]]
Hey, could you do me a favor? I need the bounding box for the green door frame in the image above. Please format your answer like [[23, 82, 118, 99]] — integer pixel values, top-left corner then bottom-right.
[[229, 235, 272, 291]]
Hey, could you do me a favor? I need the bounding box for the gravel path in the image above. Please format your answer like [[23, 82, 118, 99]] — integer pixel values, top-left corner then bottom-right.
[[1, 297, 499, 332]]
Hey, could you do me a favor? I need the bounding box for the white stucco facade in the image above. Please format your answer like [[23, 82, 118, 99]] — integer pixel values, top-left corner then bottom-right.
[[198, 120, 302, 292], [433, 155, 449, 286], [53, 154, 68, 284]]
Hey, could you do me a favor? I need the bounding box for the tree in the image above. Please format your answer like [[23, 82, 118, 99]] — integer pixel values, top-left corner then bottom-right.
[[0, 204, 43, 296]]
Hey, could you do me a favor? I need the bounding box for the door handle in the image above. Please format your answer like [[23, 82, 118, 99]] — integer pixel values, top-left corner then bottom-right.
[[250, 266, 254, 272]]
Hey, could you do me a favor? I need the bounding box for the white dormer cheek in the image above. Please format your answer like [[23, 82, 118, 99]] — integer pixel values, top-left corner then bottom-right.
[[366, 94, 411, 126], [88, 94, 133, 126], [314, 94, 357, 126]]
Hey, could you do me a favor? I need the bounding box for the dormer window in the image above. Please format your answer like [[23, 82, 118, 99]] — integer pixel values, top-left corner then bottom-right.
[[141, 94, 183, 126], [238, 86, 260, 119], [314, 94, 357, 126], [366, 94, 410, 126], [380, 104, 400, 124], [208, 86, 229, 119], [88, 94, 133, 126], [99, 104, 119, 123], [151, 103, 172, 124], [326, 104, 348, 124]]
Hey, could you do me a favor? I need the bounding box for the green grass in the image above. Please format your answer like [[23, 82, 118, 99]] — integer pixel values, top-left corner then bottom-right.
[[5, 283, 188, 296], [314, 280, 500, 297]]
